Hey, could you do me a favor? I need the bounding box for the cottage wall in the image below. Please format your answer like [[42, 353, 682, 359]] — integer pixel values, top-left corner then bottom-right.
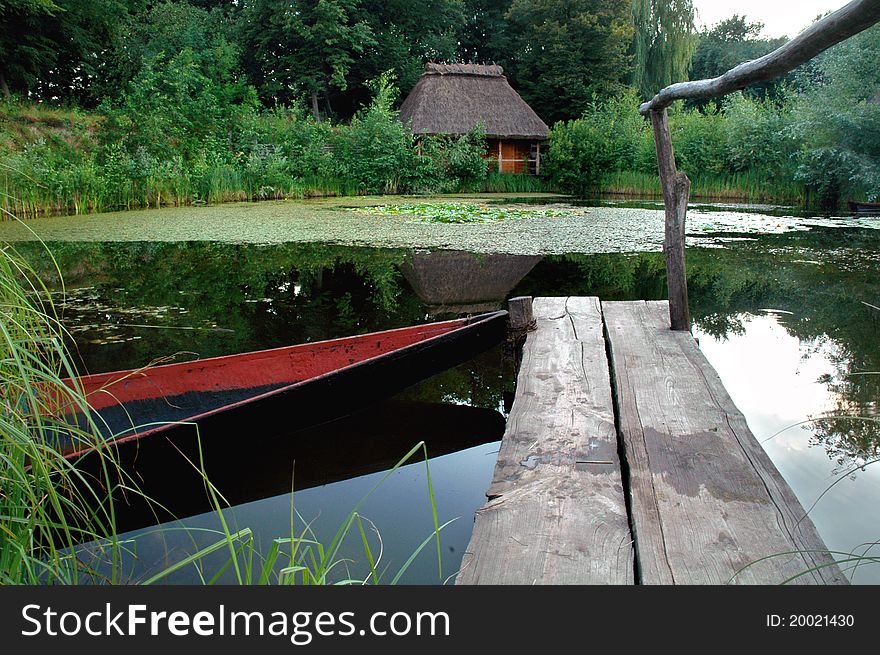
[[486, 139, 542, 174]]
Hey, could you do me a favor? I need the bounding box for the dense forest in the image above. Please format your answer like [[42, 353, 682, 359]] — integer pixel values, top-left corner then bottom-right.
[[1, 0, 879, 215]]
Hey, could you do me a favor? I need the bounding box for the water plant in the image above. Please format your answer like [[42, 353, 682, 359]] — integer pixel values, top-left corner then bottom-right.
[[350, 201, 582, 224]]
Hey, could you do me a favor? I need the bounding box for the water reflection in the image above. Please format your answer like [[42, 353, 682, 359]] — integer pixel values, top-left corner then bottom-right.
[[93, 398, 506, 536], [695, 314, 880, 584], [15, 223, 880, 582], [402, 251, 542, 315]]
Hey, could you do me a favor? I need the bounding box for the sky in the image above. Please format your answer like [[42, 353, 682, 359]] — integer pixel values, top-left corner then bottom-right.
[[692, 0, 848, 38]]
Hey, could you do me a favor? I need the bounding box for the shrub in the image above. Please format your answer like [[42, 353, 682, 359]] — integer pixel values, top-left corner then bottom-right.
[[332, 72, 415, 194], [544, 91, 648, 194]]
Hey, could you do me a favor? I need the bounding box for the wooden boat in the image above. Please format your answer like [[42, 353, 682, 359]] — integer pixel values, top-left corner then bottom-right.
[[93, 400, 506, 535], [59, 310, 509, 467], [848, 200, 880, 214]]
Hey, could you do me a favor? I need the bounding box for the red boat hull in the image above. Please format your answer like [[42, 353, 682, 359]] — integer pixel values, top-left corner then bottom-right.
[[60, 311, 509, 464]]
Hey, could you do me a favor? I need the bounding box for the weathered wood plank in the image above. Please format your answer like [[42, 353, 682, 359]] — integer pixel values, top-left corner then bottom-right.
[[456, 297, 634, 585], [603, 300, 847, 585]]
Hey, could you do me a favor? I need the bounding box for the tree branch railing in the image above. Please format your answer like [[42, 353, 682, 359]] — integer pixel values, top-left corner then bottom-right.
[[641, 0, 880, 330]]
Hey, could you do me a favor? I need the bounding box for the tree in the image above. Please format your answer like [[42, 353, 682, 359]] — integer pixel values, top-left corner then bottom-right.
[[344, 0, 464, 116], [791, 23, 880, 205], [505, 0, 634, 123], [100, 2, 256, 163], [458, 0, 513, 65], [630, 0, 697, 100], [0, 0, 133, 103], [688, 15, 788, 110], [95, 1, 239, 99], [239, 0, 374, 119], [0, 0, 60, 99]]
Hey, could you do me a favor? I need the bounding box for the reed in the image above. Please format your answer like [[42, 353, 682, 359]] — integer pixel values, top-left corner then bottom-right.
[[0, 232, 450, 585], [481, 172, 551, 194], [0, 232, 135, 583], [598, 170, 808, 204]]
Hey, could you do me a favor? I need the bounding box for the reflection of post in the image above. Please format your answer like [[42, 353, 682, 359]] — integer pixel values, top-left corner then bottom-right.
[[650, 110, 691, 332]]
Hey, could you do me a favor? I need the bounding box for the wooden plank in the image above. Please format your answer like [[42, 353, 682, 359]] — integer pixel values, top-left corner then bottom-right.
[[603, 300, 847, 585], [456, 297, 634, 584]]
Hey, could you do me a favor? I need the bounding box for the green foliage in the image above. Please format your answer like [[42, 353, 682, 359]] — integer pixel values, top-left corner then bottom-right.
[[332, 72, 414, 193], [458, 0, 512, 65], [630, 0, 696, 100], [505, 0, 635, 122], [544, 91, 649, 193], [415, 125, 489, 193], [0, 0, 131, 104], [238, 0, 374, 117], [722, 93, 798, 183], [688, 15, 790, 111], [345, 0, 465, 116], [789, 24, 880, 205], [669, 105, 727, 175], [542, 89, 813, 202]]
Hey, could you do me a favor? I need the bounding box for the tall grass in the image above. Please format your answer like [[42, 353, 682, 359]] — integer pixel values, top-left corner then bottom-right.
[[0, 234, 451, 585], [598, 170, 808, 204], [0, 236, 133, 583], [481, 172, 551, 194], [689, 172, 807, 204], [1, 160, 365, 219]]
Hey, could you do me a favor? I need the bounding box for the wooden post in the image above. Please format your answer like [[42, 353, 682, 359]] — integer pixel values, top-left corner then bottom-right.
[[507, 296, 535, 334], [650, 109, 691, 331], [498, 140, 503, 173], [535, 143, 541, 175]]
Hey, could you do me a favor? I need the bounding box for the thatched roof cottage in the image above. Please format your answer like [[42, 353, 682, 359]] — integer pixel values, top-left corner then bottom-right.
[[399, 63, 550, 174]]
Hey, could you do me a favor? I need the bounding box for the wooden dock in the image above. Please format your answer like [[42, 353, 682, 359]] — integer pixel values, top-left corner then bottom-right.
[[456, 297, 847, 585]]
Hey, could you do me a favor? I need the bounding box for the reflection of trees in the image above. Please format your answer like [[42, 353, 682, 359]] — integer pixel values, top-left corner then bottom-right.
[[810, 411, 880, 476], [19, 241, 418, 373], [508, 228, 880, 470], [15, 225, 880, 469], [16, 240, 513, 415]]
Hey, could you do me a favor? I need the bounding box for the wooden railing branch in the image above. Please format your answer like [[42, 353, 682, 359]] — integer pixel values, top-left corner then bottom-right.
[[641, 0, 880, 330], [640, 0, 880, 116]]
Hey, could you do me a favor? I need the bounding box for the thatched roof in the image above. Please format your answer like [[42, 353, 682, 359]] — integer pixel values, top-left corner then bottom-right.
[[398, 63, 549, 140]]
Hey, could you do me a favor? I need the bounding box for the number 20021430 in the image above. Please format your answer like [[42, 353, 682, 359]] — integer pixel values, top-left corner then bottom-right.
[[766, 615, 855, 627]]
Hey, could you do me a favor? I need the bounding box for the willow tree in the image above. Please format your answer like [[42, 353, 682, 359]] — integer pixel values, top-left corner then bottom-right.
[[640, 0, 880, 331], [630, 0, 696, 100]]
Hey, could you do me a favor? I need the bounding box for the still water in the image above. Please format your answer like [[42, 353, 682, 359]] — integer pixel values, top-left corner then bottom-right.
[[20, 202, 880, 584]]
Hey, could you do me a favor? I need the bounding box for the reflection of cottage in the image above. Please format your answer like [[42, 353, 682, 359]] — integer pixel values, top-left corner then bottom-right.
[[402, 250, 542, 315], [398, 63, 549, 174]]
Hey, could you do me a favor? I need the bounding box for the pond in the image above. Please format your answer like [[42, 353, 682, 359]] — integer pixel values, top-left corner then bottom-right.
[[9, 195, 880, 584]]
